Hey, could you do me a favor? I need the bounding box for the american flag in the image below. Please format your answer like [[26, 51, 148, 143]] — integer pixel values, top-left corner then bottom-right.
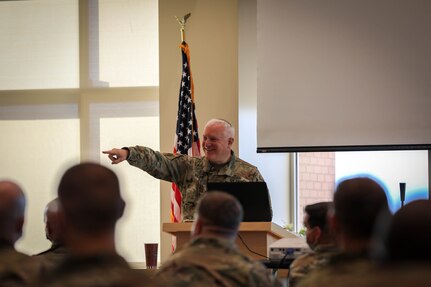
[[171, 41, 201, 224]]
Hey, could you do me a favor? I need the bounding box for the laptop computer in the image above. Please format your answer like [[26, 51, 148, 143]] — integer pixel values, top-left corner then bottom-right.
[[206, 182, 273, 222]]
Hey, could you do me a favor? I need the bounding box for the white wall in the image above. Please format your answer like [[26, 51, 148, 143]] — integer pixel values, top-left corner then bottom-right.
[[238, 0, 292, 227]]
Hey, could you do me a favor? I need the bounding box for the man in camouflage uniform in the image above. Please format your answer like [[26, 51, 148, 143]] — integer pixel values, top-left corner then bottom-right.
[[298, 198, 431, 287], [37, 163, 154, 287], [155, 191, 279, 287], [356, 198, 431, 287], [288, 202, 337, 287], [34, 198, 68, 274], [0, 180, 40, 286], [103, 118, 265, 221], [297, 177, 391, 287]]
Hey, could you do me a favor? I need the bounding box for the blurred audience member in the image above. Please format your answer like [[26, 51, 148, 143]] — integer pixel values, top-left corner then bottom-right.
[[297, 177, 390, 287], [34, 198, 67, 272], [385, 199, 431, 262], [363, 199, 431, 287], [37, 163, 153, 287], [0, 180, 40, 286], [315, 199, 431, 287], [330, 178, 390, 256], [156, 191, 279, 287], [288, 202, 337, 286]]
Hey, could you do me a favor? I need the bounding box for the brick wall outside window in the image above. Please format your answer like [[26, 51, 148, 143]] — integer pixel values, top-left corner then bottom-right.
[[297, 152, 335, 228]]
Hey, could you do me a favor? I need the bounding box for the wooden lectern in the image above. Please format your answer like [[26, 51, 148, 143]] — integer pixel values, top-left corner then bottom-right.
[[162, 222, 295, 260]]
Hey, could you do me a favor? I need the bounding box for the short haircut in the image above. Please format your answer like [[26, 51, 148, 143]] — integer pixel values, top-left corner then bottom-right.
[[58, 163, 125, 234], [334, 177, 389, 239], [44, 198, 61, 220], [386, 199, 431, 262], [197, 191, 243, 231], [305, 202, 332, 232], [0, 180, 26, 237], [204, 118, 235, 138], [44, 198, 63, 242]]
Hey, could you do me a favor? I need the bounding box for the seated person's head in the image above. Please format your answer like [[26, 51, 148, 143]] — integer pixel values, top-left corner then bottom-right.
[[58, 162, 125, 236], [191, 191, 243, 240], [385, 199, 431, 262], [44, 198, 64, 244], [332, 177, 389, 248], [304, 202, 335, 250], [0, 180, 26, 245]]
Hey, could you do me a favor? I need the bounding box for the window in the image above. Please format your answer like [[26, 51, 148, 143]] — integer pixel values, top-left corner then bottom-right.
[[296, 150, 429, 230], [0, 0, 160, 265], [0, 0, 79, 90]]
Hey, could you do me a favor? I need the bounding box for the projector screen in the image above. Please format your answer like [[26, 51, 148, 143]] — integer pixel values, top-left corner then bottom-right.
[[257, 0, 431, 152]]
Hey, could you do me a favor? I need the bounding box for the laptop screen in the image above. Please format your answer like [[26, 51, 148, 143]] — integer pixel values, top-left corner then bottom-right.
[[206, 182, 273, 222]]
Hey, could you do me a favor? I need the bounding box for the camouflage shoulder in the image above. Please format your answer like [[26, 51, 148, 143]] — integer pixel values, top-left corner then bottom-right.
[[156, 262, 221, 287]]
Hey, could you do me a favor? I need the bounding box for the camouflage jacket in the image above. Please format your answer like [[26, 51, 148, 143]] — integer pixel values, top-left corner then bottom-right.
[[34, 243, 68, 276], [288, 244, 338, 287], [36, 253, 153, 287], [0, 243, 41, 286], [328, 263, 431, 287], [35, 242, 67, 257], [156, 236, 277, 287], [296, 252, 374, 287], [127, 146, 265, 221]]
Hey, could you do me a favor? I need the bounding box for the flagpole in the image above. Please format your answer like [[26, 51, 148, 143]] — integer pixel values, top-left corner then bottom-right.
[[175, 13, 191, 42], [171, 12, 199, 230]]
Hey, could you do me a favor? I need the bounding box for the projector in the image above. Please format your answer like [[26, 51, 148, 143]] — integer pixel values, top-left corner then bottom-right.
[[268, 236, 310, 260]]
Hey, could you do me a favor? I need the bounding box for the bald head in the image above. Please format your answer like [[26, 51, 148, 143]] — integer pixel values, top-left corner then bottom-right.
[[0, 180, 26, 244], [193, 191, 243, 239], [58, 163, 125, 235], [44, 198, 64, 243], [386, 199, 431, 262], [334, 177, 389, 240]]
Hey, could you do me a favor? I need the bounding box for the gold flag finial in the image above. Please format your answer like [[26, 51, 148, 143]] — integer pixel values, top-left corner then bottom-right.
[[175, 13, 191, 42]]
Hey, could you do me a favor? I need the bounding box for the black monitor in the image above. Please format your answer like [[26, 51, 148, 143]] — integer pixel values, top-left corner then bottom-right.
[[206, 181, 273, 222]]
